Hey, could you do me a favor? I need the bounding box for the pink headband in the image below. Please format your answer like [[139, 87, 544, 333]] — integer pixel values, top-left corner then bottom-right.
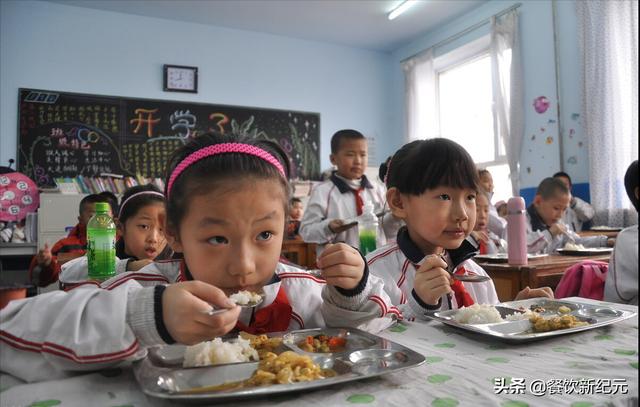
[[167, 143, 286, 197], [119, 191, 164, 218]]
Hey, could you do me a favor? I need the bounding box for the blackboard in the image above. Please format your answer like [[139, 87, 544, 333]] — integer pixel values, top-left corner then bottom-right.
[[17, 88, 321, 187]]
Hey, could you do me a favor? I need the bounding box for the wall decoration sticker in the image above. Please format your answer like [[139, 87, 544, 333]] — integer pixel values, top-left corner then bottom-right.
[[533, 96, 550, 113], [571, 113, 580, 120], [545, 136, 554, 144], [567, 156, 577, 164]]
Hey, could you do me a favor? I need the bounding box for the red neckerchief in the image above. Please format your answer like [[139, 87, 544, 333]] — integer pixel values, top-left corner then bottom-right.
[[451, 266, 475, 307], [351, 187, 365, 215], [479, 240, 488, 254], [235, 285, 292, 334]]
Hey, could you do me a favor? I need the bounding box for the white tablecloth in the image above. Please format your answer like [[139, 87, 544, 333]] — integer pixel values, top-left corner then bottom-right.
[[1, 298, 637, 406]]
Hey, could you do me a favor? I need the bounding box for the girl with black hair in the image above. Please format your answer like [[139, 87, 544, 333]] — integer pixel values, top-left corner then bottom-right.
[[367, 138, 552, 321]]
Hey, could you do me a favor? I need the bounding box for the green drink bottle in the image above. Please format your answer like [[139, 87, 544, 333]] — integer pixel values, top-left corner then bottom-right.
[[358, 202, 378, 256], [87, 202, 116, 281]]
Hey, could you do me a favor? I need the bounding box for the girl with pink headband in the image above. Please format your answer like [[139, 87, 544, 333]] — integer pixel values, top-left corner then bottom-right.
[[1, 132, 399, 382]]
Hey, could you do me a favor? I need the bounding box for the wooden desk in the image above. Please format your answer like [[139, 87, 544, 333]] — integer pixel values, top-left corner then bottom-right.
[[476, 254, 611, 302], [578, 229, 620, 238], [281, 238, 317, 269]]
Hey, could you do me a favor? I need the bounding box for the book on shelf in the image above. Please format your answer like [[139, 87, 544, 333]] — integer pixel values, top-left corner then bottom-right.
[[52, 175, 165, 195]]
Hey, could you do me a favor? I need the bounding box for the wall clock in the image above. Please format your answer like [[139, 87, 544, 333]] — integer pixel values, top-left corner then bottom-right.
[[163, 64, 198, 93]]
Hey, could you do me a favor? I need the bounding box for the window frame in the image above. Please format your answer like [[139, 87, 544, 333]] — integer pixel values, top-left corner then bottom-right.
[[434, 34, 507, 171]]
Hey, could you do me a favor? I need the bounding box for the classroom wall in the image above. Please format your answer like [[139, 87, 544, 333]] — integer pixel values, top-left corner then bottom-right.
[[0, 0, 395, 175], [390, 0, 589, 204]]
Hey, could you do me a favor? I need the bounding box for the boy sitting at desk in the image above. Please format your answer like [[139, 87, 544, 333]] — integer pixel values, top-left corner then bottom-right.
[[526, 177, 613, 254], [553, 171, 595, 232], [29, 194, 114, 287]]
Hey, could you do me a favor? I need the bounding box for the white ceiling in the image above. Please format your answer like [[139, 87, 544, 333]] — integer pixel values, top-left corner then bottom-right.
[[44, 0, 488, 52]]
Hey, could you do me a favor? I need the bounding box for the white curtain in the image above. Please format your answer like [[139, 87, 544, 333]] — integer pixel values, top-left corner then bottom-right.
[[490, 10, 524, 197], [402, 48, 438, 142], [577, 0, 638, 227]]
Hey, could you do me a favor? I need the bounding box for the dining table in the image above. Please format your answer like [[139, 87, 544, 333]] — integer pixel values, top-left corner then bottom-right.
[[475, 254, 611, 302], [0, 297, 637, 407]]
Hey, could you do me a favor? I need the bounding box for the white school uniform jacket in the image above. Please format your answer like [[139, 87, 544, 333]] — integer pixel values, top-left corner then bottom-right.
[[525, 205, 607, 254], [0, 259, 399, 382], [488, 203, 507, 239], [561, 196, 595, 232], [366, 228, 499, 321], [299, 173, 402, 256], [604, 225, 638, 305]]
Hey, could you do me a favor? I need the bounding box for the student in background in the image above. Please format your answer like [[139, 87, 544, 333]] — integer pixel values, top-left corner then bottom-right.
[[98, 191, 119, 221], [526, 177, 612, 254], [286, 197, 304, 238], [28, 194, 114, 287], [469, 189, 506, 254], [367, 139, 551, 320], [300, 129, 401, 256], [59, 184, 173, 286], [478, 169, 507, 238], [495, 200, 508, 218], [553, 171, 595, 231], [1, 133, 396, 382], [604, 160, 638, 305]]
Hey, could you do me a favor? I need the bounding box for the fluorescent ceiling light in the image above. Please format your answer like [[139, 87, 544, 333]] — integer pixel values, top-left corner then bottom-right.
[[388, 0, 418, 20]]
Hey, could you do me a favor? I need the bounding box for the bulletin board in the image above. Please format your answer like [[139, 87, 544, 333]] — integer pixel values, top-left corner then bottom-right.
[[17, 88, 321, 187]]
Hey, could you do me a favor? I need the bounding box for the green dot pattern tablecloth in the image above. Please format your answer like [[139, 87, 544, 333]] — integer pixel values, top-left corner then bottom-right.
[[1, 298, 637, 406]]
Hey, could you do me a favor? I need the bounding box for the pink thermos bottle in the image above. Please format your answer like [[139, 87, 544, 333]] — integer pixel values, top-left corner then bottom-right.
[[507, 197, 528, 265]]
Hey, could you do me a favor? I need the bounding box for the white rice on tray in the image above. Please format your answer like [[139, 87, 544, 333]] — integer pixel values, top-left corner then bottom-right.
[[183, 335, 258, 367], [452, 304, 533, 324]]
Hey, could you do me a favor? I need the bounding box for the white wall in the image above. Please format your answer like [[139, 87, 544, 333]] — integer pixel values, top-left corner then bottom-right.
[[0, 0, 395, 173]]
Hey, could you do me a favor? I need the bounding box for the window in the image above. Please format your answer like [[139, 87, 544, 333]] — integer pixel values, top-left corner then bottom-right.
[[435, 36, 511, 201]]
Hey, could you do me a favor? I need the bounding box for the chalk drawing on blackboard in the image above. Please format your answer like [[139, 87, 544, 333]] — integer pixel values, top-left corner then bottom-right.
[[288, 123, 319, 180], [169, 110, 197, 139]]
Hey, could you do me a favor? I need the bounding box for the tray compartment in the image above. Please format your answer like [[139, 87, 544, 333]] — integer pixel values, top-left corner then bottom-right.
[[283, 327, 377, 354]]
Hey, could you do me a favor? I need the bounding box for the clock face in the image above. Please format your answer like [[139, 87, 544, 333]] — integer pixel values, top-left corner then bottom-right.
[[165, 66, 197, 92]]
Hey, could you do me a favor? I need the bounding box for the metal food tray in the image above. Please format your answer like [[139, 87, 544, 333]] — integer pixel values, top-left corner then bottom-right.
[[425, 298, 636, 343], [133, 327, 425, 403], [556, 248, 613, 256]]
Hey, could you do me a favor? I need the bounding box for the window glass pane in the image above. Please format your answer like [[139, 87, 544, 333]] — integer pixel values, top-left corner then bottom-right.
[[439, 55, 495, 163], [483, 163, 512, 203]]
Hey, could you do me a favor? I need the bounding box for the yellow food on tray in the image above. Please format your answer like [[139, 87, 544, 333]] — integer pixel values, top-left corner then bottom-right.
[[183, 351, 335, 394], [239, 332, 284, 357], [530, 314, 589, 332], [247, 351, 335, 386]]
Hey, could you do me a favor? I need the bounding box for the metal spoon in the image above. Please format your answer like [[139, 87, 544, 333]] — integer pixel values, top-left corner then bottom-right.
[[203, 291, 265, 316], [417, 253, 491, 283]]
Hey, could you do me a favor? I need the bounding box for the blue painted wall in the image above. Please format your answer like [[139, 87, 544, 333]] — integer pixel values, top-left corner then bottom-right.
[[390, 0, 589, 202], [0, 0, 394, 174]]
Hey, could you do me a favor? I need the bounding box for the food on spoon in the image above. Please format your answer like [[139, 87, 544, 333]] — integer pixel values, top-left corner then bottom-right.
[[229, 290, 263, 305], [183, 335, 258, 367]]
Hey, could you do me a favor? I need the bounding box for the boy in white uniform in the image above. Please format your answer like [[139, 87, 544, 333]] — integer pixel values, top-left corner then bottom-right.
[[300, 129, 401, 256], [526, 177, 612, 254], [604, 160, 638, 305], [553, 171, 595, 232]]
